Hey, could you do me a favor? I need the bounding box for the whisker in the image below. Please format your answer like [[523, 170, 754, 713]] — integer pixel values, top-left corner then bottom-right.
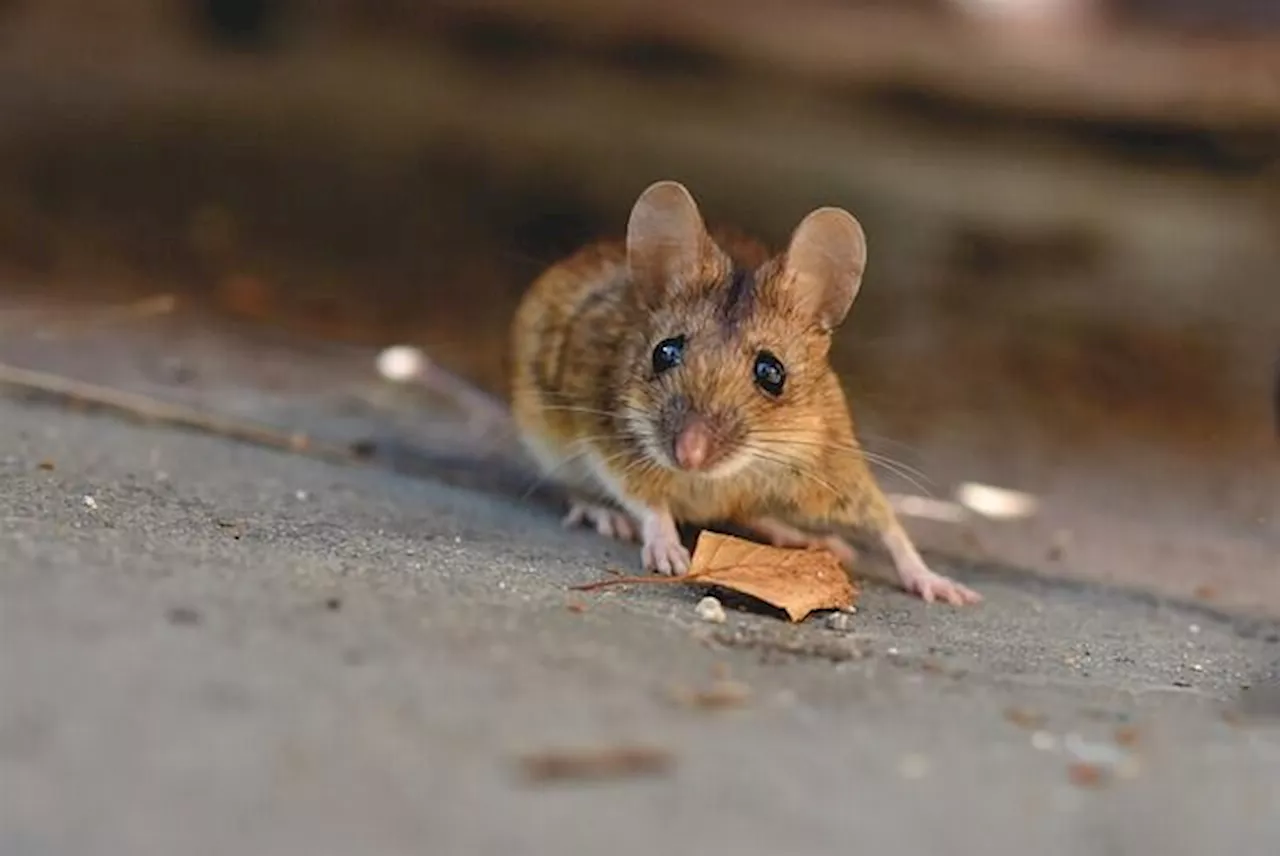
[[852, 430, 923, 456], [858, 452, 934, 496], [534, 404, 622, 419], [518, 428, 654, 504], [745, 431, 934, 490], [517, 434, 623, 501], [740, 445, 845, 500]]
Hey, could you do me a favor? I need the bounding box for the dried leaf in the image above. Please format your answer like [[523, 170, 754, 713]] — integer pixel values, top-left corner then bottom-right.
[[685, 531, 856, 622], [570, 531, 857, 622]]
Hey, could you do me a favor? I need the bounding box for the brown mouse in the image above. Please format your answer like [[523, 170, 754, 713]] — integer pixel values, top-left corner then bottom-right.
[[507, 180, 980, 605]]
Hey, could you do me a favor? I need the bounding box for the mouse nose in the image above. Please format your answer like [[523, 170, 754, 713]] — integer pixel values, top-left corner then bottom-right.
[[673, 418, 714, 470]]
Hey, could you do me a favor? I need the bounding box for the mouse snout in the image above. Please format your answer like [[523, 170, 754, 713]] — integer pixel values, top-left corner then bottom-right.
[[672, 417, 714, 471]]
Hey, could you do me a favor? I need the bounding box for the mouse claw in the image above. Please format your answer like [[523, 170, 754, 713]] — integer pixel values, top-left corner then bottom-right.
[[563, 501, 639, 543], [639, 510, 690, 575], [642, 540, 691, 576], [903, 568, 982, 606]]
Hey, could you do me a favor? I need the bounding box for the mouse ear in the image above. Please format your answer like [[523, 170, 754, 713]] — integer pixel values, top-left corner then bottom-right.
[[780, 207, 867, 330], [626, 180, 711, 297]]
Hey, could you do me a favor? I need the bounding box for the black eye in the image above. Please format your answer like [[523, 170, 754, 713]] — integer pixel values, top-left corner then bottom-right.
[[652, 336, 686, 376], [753, 350, 786, 396]]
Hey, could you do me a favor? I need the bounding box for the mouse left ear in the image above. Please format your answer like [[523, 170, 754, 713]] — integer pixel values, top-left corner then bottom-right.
[[781, 207, 866, 331]]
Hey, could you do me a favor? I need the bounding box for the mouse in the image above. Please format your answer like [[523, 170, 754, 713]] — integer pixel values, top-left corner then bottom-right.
[[503, 180, 980, 605]]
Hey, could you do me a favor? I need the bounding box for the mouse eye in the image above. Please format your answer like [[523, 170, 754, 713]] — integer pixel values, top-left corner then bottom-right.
[[651, 336, 686, 376], [753, 350, 786, 396]]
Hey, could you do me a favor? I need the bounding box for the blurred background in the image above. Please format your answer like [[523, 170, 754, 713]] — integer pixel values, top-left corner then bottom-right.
[[0, 0, 1277, 609]]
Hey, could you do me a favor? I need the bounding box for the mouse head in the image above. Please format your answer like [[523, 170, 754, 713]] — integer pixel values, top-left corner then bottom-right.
[[617, 180, 866, 480]]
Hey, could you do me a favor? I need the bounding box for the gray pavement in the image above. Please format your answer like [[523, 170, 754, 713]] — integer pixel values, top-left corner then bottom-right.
[[2, 392, 1279, 856]]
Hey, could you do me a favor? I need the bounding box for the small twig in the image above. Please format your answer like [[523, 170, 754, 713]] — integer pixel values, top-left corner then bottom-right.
[[0, 360, 362, 466], [45, 294, 178, 337], [569, 573, 690, 593]]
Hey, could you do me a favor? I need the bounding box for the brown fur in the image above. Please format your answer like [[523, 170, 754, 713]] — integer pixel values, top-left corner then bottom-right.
[[510, 198, 892, 535], [508, 181, 979, 604]]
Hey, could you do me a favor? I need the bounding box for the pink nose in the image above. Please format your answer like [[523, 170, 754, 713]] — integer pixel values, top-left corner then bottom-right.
[[674, 419, 713, 470]]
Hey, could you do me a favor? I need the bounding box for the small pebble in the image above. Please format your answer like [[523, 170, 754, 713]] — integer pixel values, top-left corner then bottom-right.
[[695, 596, 727, 624], [166, 606, 201, 626], [294, 490, 308, 501], [955, 482, 1038, 520], [1063, 733, 1124, 766], [82, 495, 98, 509], [376, 345, 426, 382], [1189, 624, 1201, 634], [1031, 731, 1058, 751], [825, 612, 853, 632]]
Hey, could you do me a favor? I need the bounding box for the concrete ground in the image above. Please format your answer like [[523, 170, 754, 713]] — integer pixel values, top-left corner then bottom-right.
[[1, 314, 1279, 856]]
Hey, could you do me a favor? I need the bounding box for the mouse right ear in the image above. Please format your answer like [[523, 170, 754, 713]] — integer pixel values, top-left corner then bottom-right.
[[781, 207, 867, 331], [626, 181, 711, 298]]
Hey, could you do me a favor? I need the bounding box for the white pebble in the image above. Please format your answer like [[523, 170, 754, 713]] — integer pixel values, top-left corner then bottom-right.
[[1189, 624, 1201, 634], [825, 612, 853, 632], [82, 495, 98, 509], [1031, 731, 1058, 751], [695, 596, 726, 624], [1063, 733, 1125, 766], [376, 345, 425, 382], [955, 482, 1039, 520], [294, 490, 308, 501]]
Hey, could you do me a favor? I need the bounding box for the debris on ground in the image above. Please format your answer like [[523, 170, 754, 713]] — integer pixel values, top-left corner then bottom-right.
[[1067, 762, 1107, 788], [571, 531, 857, 622], [695, 596, 727, 624], [667, 678, 752, 711], [516, 744, 674, 783], [955, 482, 1039, 520], [825, 612, 854, 632], [1004, 706, 1048, 730], [709, 627, 864, 664]]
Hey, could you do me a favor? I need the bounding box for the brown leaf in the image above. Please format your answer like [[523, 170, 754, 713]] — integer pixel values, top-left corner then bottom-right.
[[569, 531, 857, 622], [685, 531, 856, 622]]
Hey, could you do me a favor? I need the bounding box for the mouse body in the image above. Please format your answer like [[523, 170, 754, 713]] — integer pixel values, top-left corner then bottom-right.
[[510, 181, 979, 605]]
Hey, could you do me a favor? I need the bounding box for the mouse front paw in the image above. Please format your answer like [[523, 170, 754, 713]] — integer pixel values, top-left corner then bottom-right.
[[642, 538, 691, 576], [639, 510, 690, 575], [563, 501, 639, 542]]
